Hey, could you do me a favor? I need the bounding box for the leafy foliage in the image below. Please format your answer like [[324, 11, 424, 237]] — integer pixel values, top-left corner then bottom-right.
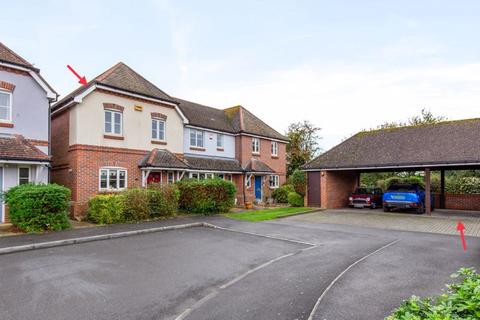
[[378, 108, 447, 130], [288, 169, 307, 196], [272, 184, 295, 203], [147, 184, 180, 217], [4, 184, 71, 232], [286, 120, 322, 176], [177, 179, 236, 214], [88, 194, 126, 224], [122, 188, 150, 221], [386, 268, 480, 320], [287, 192, 304, 207]]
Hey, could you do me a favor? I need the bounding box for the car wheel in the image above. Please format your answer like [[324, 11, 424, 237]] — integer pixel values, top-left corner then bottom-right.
[[371, 202, 376, 209], [383, 206, 389, 212], [416, 203, 425, 214]]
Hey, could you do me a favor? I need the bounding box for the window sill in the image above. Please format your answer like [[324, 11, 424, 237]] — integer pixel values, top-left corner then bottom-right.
[[252, 152, 260, 157], [190, 146, 206, 151], [0, 122, 14, 128], [104, 134, 124, 140], [271, 155, 279, 159], [152, 140, 167, 145], [98, 189, 124, 193], [216, 147, 224, 151]]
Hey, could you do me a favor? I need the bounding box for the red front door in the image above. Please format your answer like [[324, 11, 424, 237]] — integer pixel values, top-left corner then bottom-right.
[[147, 172, 161, 184]]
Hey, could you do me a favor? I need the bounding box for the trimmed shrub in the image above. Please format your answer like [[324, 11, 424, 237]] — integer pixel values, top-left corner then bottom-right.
[[287, 192, 304, 207], [386, 268, 480, 319], [4, 184, 71, 232], [147, 183, 180, 217], [177, 179, 236, 214], [272, 184, 295, 203], [122, 188, 150, 221], [88, 194, 125, 224], [289, 169, 307, 196]]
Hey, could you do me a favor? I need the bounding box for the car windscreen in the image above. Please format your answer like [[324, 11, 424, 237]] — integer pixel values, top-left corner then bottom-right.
[[387, 184, 416, 192], [353, 188, 372, 194]]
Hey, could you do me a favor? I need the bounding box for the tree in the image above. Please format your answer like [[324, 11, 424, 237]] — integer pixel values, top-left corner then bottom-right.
[[285, 121, 322, 176], [377, 108, 446, 129]]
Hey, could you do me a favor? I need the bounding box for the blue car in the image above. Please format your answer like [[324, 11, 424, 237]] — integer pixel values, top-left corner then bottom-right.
[[383, 183, 433, 214]]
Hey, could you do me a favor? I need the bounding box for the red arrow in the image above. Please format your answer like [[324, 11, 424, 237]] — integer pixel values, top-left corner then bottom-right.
[[456, 221, 467, 252], [67, 65, 87, 85]]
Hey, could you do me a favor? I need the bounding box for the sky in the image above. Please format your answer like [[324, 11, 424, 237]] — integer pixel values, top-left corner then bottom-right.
[[2, 0, 480, 150]]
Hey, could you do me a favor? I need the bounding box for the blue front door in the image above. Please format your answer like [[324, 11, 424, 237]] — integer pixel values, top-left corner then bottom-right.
[[254, 176, 262, 200]]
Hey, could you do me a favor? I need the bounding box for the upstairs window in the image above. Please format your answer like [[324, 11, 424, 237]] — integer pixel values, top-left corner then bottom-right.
[[217, 134, 224, 148], [18, 167, 30, 185], [271, 141, 278, 156], [0, 90, 12, 122], [252, 138, 260, 154], [152, 119, 166, 141], [100, 168, 127, 190], [105, 110, 122, 135], [190, 129, 204, 148]]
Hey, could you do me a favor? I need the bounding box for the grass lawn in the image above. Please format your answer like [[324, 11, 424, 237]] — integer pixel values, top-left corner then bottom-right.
[[224, 207, 315, 222]]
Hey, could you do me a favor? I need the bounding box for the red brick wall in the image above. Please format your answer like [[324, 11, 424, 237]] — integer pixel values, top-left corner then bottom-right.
[[433, 193, 480, 211], [321, 170, 359, 208]]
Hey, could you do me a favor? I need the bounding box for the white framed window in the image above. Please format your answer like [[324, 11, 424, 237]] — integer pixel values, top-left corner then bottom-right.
[[217, 134, 224, 148], [0, 90, 12, 122], [99, 168, 127, 190], [245, 176, 252, 188], [269, 175, 279, 188], [167, 172, 174, 184], [152, 118, 166, 141], [190, 129, 204, 148], [271, 141, 278, 156], [18, 167, 30, 185], [252, 138, 260, 154], [190, 172, 199, 180], [104, 110, 122, 135]]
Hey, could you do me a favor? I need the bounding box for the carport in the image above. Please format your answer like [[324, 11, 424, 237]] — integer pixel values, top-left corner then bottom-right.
[[303, 119, 480, 214]]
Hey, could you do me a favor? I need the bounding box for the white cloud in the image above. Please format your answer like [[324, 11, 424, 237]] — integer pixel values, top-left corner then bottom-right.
[[182, 62, 480, 151]]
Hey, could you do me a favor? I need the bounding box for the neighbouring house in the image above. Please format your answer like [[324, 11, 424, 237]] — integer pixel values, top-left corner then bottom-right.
[[51, 62, 287, 219], [0, 42, 58, 223]]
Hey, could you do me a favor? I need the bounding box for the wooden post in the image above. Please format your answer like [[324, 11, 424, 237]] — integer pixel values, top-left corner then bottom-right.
[[425, 168, 431, 214], [440, 169, 445, 209]]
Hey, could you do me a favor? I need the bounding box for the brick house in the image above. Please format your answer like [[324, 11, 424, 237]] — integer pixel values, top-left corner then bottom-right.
[[0, 42, 57, 223], [51, 62, 287, 219]]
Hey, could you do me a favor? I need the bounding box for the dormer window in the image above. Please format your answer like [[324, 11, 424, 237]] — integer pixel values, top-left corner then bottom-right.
[[0, 90, 12, 122]]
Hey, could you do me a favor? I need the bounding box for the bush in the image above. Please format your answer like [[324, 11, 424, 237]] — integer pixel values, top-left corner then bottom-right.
[[177, 179, 236, 214], [272, 184, 295, 203], [147, 184, 180, 217], [287, 192, 304, 207], [122, 188, 150, 221], [386, 268, 480, 319], [4, 184, 71, 232], [289, 169, 306, 196], [88, 194, 125, 224]]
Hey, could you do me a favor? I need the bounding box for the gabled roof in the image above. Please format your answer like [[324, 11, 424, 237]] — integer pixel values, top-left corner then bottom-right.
[[184, 155, 243, 172], [0, 42, 36, 70], [0, 135, 50, 162], [303, 118, 480, 171], [53, 62, 177, 111], [224, 105, 288, 141], [0, 42, 57, 99], [139, 149, 189, 169], [243, 158, 274, 173], [176, 98, 236, 133]]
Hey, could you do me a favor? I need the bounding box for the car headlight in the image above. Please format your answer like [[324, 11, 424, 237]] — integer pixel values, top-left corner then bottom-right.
[[366, 197, 371, 202], [348, 197, 353, 201]]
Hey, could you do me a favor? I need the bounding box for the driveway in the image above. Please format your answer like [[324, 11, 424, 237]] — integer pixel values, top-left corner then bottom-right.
[[0, 215, 478, 320]]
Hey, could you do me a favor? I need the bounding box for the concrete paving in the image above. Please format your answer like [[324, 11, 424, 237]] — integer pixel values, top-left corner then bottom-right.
[[0, 215, 478, 320], [289, 208, 480, 237]]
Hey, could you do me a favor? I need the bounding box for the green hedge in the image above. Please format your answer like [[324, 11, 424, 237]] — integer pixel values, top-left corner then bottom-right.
[[88, 194, 126, 224], [87, 185, 179, 224], [272, 184, 295, 203], [4, 184, 71, 232], [287, 192, 304, 207], [177, 179, 236, 214], [387, 268, 480, 319], [288, 169, 306, 196]]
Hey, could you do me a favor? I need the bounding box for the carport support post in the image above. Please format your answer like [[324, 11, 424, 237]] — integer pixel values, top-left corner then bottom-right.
[[425, 168, 431, 215], [440, 170, 445, 209]]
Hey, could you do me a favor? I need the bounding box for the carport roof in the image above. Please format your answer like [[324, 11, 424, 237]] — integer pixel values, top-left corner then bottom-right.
[[303, 118, 480, 171]]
